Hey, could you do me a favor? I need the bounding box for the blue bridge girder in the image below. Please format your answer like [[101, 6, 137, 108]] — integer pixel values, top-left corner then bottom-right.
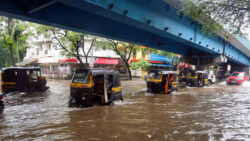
[[0, 0, 249, 66]]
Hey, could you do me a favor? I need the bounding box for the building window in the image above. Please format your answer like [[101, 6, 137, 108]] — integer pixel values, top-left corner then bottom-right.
[[133, 49, 136, 56], [45, 50, 48, 55], [53, 45, 57, 50]]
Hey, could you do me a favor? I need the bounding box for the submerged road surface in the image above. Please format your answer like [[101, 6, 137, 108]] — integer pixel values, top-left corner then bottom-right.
[[0, 80, 250, 140]]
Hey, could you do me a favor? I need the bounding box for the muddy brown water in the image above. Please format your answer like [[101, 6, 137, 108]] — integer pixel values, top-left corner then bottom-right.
[[0, 80, 250, 140]]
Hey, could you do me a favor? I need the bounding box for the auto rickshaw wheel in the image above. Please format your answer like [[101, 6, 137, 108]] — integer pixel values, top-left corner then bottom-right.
[[115, 96, 123, 102], [147, 88, 151, 92], [194, 81, 198, 87], [197, 80, 203, 87], [68, 97, 77, 107]]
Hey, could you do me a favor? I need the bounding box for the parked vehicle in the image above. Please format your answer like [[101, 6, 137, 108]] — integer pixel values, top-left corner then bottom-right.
[[0, 67, 48, 94], [0, 93, 5, 114], [178, 68, 193, 84], [186, 70, 209, 87], [227, 72, 249, 85], [147, 70, 178, 94], [208, 70, 216, 84], [178, 73, 187, 84], [69, 68, 123, 107]]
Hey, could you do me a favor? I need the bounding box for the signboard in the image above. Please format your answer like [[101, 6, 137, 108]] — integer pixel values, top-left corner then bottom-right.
[[94, 58, 119, 65]]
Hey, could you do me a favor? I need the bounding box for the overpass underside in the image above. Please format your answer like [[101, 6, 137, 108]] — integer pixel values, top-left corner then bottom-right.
[[0, 0, 249, 66]]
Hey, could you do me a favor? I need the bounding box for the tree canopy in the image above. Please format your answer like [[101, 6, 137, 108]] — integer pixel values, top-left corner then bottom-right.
[[180, 0, 249, 38], [35, 24, 96, 68], [0, 17, 30, 68], [130, 59, 151, 71]]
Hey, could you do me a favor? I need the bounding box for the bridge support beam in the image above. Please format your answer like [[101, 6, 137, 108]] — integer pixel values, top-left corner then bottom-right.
[[230, 65, 250, 74], [0, 0, 248, 66], [182, 55, 227, 67]]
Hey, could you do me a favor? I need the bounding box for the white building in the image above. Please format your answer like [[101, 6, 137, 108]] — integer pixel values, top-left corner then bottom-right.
[[17, 30, 121, 79]]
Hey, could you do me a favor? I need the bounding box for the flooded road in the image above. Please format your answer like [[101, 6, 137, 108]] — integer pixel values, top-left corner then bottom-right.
[[1, 80, 250, 140]]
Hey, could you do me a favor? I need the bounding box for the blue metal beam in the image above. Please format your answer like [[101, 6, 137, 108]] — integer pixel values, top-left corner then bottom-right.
[[0, 0, 249, 66], [28, 0, 56, 14]]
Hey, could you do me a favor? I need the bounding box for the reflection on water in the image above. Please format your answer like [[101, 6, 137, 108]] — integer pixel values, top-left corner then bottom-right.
[[0, 80, 250, 140]]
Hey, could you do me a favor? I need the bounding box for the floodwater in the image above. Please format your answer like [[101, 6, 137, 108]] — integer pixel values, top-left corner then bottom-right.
[[1, 80, 250, 140]]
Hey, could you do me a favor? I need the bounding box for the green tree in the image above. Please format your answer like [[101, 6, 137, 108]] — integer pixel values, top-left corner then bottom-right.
[[0, 17, 30, 67], [35, 25, 96, 68], [0, 42, 10, 68], [180, 0, 249, 37], [96, 39, 135, 80], [131, 59, 151, 71]]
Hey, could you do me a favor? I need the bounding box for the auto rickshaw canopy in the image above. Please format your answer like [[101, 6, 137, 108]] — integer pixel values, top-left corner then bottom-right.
[[74, 68, 121, 87]]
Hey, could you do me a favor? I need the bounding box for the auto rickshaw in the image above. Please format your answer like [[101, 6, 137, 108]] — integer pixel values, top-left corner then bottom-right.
[[146, 70, 178, 94], [0, 93, 5, 114], [69, 68, 123, 107], [0, 67, 48, 94], [186, 70, 209, 87]]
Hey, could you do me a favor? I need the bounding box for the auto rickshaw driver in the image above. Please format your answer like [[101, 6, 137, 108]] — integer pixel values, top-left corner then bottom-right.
[[97, 79, 104, 95], [147, 70, 178, 94], [28, 71, 36, 92]]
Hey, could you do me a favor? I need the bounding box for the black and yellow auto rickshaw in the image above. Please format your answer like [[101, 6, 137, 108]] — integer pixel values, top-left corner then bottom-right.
[[0, 93, 5, 114], [69, 68, 123, 107], [178, 68, 191, 84], [186, 70, 209, 87], [146, 70, 178, 94], [0, 67, 48, 94]]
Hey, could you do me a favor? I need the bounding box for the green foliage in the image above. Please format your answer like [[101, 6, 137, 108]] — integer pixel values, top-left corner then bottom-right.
[[152, 49, 176, 58], [95, 38, 136, 80], [95, 39, 136, 64], [131, 59, 150, 71], [0, 17, 31, 67], [0, 41, 11, 68], [180, 0, 249, 37]]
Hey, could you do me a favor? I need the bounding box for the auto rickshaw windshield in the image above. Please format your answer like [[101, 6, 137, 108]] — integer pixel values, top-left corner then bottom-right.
[[187, 71, 196, 77], [30, 71, 40, 78], [148, 72, 161, 79], [72, 72, 90, 84]]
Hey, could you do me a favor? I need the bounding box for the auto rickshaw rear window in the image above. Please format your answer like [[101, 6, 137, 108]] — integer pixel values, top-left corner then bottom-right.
[[148, 72, 161, 79], [187, 71, 196, 77], [72, 72, 90, 84]]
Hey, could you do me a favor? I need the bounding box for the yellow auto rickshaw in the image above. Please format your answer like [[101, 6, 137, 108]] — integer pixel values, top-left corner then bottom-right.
[[146, 70, 178, 94], [0, 67, 48, 94], [186, 70, 209, 87], [69, 68, 123, 107]]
